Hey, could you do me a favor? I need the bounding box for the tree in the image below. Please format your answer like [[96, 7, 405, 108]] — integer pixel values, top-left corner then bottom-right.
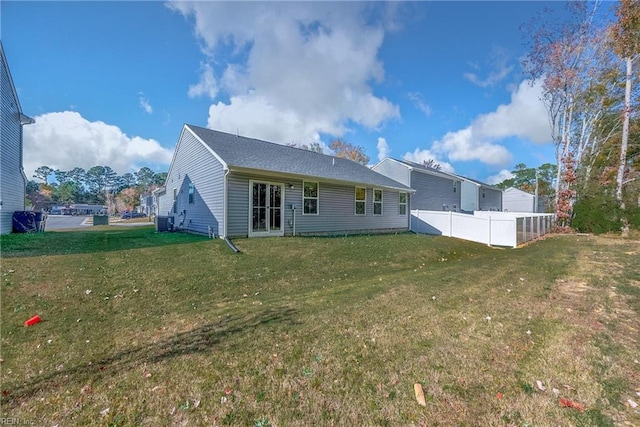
[[33, 166, 53, 183], [115, 187, 141, 213], [610, 0, 640, 234], [301, 142, 324, 153], [422, 159, 442, 170], [522, 2, 610, 210], [153, 172, 168, 186], [329, 138, 370, 166], [135, 167, 156, 189], [85, 166, 107, 203], [53, 169, 71, 184], [119, 172, 137, 190], [25, 181, 53, 211], [54, 181, 81, 204]]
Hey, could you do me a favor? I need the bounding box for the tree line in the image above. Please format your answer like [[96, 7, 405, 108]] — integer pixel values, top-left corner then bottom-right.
[[27, 165, 167, 215], [522, 0, 639, 233]]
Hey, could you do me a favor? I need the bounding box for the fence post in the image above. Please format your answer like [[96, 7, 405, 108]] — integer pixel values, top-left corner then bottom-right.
[[488, 216, 492, 246], [449, 210, 453, 237]]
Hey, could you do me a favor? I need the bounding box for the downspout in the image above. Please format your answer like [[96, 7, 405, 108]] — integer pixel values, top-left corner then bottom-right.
[[292, 204, 296, 237], [223, 167, 229, 238]]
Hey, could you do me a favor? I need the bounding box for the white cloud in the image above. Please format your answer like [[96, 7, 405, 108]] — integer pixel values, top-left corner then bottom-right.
[[376, 137, 390, 161], [463, 45, 514, 88], [471, 80, 550, 144], [169, 2, 400, 144], [432, 127, 513, 166], [407, 92, 432, 117], [403, 148, 454, 173], [418, 79, 550, 167], [486, 169, 514, 185], [138, 92, 153, 114], [188, 63, 219, 100], [23, 111, 173, 178]]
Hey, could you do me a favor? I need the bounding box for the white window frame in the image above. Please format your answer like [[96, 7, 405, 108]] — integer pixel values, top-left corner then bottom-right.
[[399, 192, 407, 215], [188, 183, 195, 204], [373, 189, 383, 215], [355, 187, 366, 215], [303, 181, 319, 215]]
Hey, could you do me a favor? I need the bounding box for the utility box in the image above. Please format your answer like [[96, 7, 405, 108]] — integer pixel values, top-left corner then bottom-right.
[[156, 216, 173, 232], [12, 211, 47, 233], [93, 215, 109, 226]]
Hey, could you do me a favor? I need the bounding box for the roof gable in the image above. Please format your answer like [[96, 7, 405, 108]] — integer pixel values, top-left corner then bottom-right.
[[1, 41, 23, 115], [186, 125, 412, 191]]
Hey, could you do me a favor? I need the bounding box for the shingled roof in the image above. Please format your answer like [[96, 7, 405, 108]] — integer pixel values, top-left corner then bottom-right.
[[186, 125, 412, 191]]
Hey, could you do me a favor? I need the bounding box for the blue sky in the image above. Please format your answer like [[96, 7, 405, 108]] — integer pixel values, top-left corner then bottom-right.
[[2, 1, 568, 184]]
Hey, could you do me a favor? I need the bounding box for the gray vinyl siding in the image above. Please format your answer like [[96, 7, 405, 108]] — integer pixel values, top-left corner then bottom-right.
[[371, 158, 411, 186], [0, 51, 25, 234], [159, 130, 225, 236], [479, 187, 503, 211], [410, 171, 461, 211], [226, 171, 409, 237]]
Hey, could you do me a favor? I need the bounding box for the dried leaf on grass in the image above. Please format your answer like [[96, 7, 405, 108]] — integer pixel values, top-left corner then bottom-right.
[[414, 383, 426, 407], [559, 397, 584, 412]]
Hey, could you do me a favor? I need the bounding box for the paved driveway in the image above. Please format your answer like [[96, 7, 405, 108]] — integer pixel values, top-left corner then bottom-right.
[[45, 215, 89, 230]]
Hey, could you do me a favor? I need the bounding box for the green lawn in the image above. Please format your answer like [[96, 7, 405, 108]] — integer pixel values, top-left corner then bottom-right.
[[1, 227, 638, 426]]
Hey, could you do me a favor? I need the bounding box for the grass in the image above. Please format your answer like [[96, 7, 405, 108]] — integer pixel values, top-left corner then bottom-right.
[[1, 228, 639, 426]]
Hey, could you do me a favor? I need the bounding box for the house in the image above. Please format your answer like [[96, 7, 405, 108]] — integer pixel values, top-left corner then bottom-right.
[[456, 176, 503, 212], [1, 42, 35, 234], [373, 157, 503, 213], [157, 125, 413, 238], [139, 192, 157, 216], [372, 158, 462, 211], [502, 187, 536, 213]]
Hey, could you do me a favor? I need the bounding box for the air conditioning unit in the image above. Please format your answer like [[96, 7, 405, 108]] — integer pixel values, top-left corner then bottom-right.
[[156, 216, 174, 232]]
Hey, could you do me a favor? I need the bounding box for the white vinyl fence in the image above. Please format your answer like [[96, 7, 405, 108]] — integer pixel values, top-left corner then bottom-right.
[[411, 210, 556, 248]]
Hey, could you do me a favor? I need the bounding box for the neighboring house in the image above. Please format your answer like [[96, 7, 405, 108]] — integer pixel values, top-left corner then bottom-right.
[[373, 158, 502, 212], [457, 176, 503, 212], [502, 187, 537, 213], [157, 125, 414, 238], [139, 192, 157, 216], [0, 41, 35, 234], [372, 158, 462, 211]]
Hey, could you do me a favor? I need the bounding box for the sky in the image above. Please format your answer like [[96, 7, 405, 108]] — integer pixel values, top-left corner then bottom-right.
[[2, 1, 571, 185]]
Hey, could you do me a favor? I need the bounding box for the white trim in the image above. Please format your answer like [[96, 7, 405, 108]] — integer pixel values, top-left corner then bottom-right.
[[373, 188, 383, 215], [302, 181, 319, 215], [355, 186, 366, 215], [399, 191, 407, 215], [248, 180, 285, 237]]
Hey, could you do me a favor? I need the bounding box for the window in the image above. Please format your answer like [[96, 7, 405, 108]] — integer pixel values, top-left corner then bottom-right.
[[453, 181, 457, 193], [188, 183, 195, 204], [355, 187, 366, 215], [303, 181, 318, 215], [373, 189, 383, 215], [173, 188, 177, 213], [399, 192, 407, 215]]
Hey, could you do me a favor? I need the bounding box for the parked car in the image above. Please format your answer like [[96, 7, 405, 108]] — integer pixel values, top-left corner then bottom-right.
[[120, 211, 147, 219]]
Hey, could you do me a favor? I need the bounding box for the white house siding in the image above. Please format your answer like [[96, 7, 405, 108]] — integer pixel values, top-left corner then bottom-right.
[[410, 171, 461, 211], [460, 181, 478, 212], [503, 188, 535, 213], [159, 130, 225, 236], [479, 187, 503, 211], [226, 171, 409, 237], [0, 49, 25, 234], [371, 158, 411, 186]]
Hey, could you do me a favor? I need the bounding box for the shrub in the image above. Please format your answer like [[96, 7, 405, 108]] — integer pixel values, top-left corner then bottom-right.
[[572, 194, 622, 234]]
